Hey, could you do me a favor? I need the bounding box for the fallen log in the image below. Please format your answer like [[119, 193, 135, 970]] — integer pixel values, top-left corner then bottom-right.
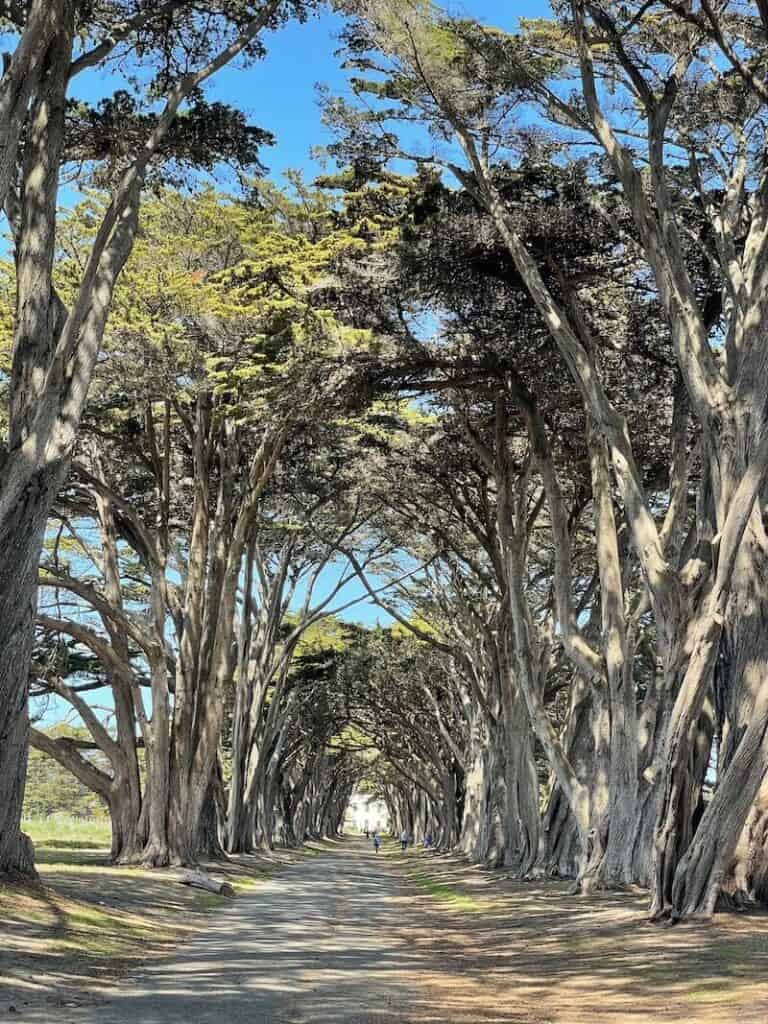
[[179, 870, 235, 897]]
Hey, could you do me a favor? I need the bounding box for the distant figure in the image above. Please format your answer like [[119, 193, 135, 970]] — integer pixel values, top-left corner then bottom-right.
[[424, 833, 433, 849], [364, 827, 369, 838], [372, 832, 381, 853], [400, 829, 408, 851]]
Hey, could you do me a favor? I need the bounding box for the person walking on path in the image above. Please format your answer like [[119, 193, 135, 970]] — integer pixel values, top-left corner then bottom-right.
[[400, 829, 408, 852], [372, 831, 381, 853]]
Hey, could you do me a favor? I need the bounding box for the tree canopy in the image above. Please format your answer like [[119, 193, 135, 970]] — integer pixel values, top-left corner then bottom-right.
[[4, 0, 768, 928]]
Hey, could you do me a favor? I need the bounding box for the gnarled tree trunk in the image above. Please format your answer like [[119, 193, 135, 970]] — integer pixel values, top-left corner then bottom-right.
[[0, 538, 40, 879]]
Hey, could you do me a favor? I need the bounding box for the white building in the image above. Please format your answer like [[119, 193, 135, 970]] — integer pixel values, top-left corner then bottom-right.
[[345, 791, 389, 834]]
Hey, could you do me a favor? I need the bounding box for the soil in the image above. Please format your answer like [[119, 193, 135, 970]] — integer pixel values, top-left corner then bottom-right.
[[0, 841, 305, 1019], [2, 838, 767, 1023], [389, 847, 768, 1023]]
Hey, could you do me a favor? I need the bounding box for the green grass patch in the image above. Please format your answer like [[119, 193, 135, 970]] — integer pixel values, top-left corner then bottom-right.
[[23, 815, 112, 849], [52, 902, 167, 958], [34, 838, 106, 850], [226, 872, 270, 891], [6, 819, 319, 973], [401, 862, 494, 912], [0, 880, 181, 965], [33, 847, 110, 868], [64, 903, 156, 938], [296, 842, 325, 857], [191, 892, 225, 911]]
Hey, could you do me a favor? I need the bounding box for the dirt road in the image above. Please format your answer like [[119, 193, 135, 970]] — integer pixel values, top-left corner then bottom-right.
[[18, 841, 427, 1024], [12, 839, 768, 1024]]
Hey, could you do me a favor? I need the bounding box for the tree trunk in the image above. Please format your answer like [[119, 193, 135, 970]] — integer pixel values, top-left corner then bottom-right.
[[501, 690, 540, 876], [459, 706, 494, 861], [540, 784, 581, 878], [191, 775, 225, 860], [109, 777, 145, 864], [0, 468, 65, 878], [731, 777, 768, 908], [668, 688, 768, 919], [0, 1, 75, 883], [650, 632, 723, 918], [588, 422, 638, 888], [630, 661, 675, 886], [535, 678, 595, 879], [652, 419, 768, 918], [141, 612, 172, 865], [709, 532, 768, 908]]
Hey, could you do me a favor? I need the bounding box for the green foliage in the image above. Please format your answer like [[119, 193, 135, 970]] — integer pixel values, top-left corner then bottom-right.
[[293, 615, 354, 657], [65, 93, 274, 188], [403, 864, 494, 912], [339, 398, 437, 452], [24, 726, 110, 820], [334, 0, 563, 164], [54, 181, 389, 431]]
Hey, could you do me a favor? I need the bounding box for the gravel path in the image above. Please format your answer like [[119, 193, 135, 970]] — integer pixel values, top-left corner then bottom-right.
[[19, 840, 421, 1024]]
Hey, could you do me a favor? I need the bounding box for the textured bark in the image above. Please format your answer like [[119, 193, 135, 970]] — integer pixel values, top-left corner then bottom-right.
[[458, 705, 495, 861], [571, 10, 768, 918], [500, 683, 540, 875], [170, 393, 214, 858], [191, 773, 226, 860], [108, 787, 145, 864], [710, 526, 768, 907], [0, 0, 285, 880], [587, 423, 638, 887], [1, 444, 61, 868], [95, 458, 146, 862], [0, 543, 40, 879], [382, 0, 768, 913], [0, 4, 73, 879], [140, 565, 173, 865], [731, 778, 768, 907], [225, 533, 256, 852], [540, 785, 581, 879], [651, 423, 768, 917], [670, 710, 767, 918], [536, 679, 594, 879], [0, 0, 61, 212], [493, 396, 592, 863]]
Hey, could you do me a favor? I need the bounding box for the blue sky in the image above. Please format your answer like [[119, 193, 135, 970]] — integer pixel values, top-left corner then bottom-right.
[[72, 1, 554, 185], [64, 0, 554, 634], [211, 0, 553, 180], [35, 1, 555, 726]]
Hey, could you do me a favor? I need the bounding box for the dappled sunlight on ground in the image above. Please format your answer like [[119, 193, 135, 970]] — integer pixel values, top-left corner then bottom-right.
[[388, 844, 768, 1022], [3, 837, 768, 1022], [0, 839, 319, 1018]]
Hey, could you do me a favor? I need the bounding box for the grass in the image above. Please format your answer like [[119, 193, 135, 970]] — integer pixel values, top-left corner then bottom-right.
[[1, 816, 284, 1011], [381, 843, 768, 1021], [381, 840, 494, 912], [51, 899, 176, 958], [0, 876, 187, 966], [405, 864, 494, 911], [0, 820, 197, 973], [22, 814, 112, 849], [3, 815, 334, 1015]]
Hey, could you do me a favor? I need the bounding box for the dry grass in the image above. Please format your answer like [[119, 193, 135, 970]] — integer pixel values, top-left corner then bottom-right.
[[6, 831, 768, 1023], [0, 830, 320, 1017], [385, 844, 768, 1023]]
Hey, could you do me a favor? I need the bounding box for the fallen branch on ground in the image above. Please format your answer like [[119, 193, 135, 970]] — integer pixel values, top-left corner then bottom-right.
[[178, 871, 235, 897]]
